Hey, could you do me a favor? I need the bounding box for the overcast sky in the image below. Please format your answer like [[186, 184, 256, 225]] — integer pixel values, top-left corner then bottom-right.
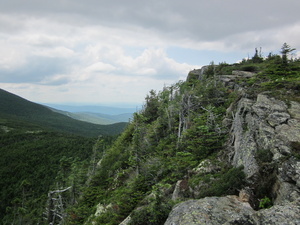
[[1, 0, 300, 107]]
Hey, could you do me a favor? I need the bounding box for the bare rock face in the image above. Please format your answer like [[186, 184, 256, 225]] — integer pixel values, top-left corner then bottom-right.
[[164, 196, 300, 225], [228, 94, 296, 178], [228, 94, 300, 186], [274, 157, 300, 204], [164, 196, 255, 225]]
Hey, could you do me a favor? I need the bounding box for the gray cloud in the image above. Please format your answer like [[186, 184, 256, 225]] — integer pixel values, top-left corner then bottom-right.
[[0, 56, 68, 84], [2, 0, 299, 42], [1, 0, 299, 104]]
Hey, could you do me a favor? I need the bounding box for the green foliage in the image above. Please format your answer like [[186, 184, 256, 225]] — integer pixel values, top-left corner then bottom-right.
[[189, 166, 246, 198], [0, 130, 98, 224], [251, 48, 264, 64], [253, 148, 276, 209], [259, 196, 272, 209], [204, 61, 216, 77], [280, 42, 296, 66], [142, 90, 160, 123], [255, 149, 273, 164], [129, 186, 173, 225], [185, 115, 225, 160], [291, 142, 300, 159]]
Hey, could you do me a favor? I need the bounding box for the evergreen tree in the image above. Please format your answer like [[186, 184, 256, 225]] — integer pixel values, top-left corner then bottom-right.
[[280, 42, 296, 65]]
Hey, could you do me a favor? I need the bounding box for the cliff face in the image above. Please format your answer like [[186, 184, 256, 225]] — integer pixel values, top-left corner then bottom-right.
[[164, 70, 300, 224], [227, 93, 300, 203]]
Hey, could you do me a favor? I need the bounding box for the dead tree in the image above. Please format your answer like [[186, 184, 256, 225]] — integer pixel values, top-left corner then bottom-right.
[[46, 186, 71, 225]]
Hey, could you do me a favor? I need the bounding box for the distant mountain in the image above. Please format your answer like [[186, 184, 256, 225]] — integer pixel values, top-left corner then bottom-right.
[[47, 106, 133, 125], [0, 88, 127, 137], [43, 103, 138, 114]]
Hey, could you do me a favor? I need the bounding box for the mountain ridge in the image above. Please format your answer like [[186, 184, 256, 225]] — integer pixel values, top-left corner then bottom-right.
[[0, 88, 127, 137], [47, 106, 133, 125]]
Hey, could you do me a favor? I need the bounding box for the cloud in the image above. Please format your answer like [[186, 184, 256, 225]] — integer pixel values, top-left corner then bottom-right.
[[0, 0, 300, 105]]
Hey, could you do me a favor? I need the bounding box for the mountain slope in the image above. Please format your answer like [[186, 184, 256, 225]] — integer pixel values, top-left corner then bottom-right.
[[64, 49, 300, 224], [0, 88, 126, 137]]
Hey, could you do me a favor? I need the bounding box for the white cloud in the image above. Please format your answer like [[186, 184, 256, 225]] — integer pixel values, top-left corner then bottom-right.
[[0, 0, 300, 105], [85, 62, 116, 73]]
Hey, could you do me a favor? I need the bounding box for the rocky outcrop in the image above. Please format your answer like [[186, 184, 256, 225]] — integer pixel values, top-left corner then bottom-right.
[[165, 89, 300, 224], [274, 157, 300, 204], [164, 196, 300, 225], [165, 196, 254, 225], [225, 93, 300, 204]]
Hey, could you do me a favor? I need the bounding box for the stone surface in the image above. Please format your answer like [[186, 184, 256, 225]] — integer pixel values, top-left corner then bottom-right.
[[288, 101, 300, 120], [166, 72, 300, 225], [172, 180, 188, 201], [164, 196, 255, 225], [230, 97, 259, 178], [228, 94, 299, 177], [253, 198, 300, 224], [226, 93, 300, 206], [232, 70, 256, 77], [164, 196, 300, 225], [274, 157, 300, 204], [119, 215, 131, 225], [276, 119, 300, 143], [192, 159, 221, 175]]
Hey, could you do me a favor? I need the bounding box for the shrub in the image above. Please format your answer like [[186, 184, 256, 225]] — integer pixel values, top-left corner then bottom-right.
[[255, 149, 273, 164], [259, 196, 272, 209]]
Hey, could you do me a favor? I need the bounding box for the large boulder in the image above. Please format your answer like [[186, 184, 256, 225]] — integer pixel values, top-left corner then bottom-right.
[[164, 196, 300, 225], [164, 196, 255, 225]]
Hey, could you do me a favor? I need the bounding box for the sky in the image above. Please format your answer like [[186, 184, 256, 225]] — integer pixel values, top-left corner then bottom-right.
[[1, 0, 300, 107]]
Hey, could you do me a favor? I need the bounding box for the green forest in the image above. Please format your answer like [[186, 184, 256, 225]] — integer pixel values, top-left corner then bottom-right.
[[0, 88, 127, 137], [1, 43, 300, 224]]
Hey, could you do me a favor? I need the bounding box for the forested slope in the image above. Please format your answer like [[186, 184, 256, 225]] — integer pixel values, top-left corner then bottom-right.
[[0, 88, 127, 137], [0, 89, 121, 224], [64, 44, 300, 225]]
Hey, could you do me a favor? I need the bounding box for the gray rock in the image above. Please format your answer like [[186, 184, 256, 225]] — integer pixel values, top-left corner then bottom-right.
[[274, 157, 300, 204], [252, 94, 287, 119], [172, 180, 189, 201], [253, 198, 300, 224], [192, 159, 221, 175], [164, 196, 300, 225], [267, 111, 290, 127], [288, 101, 300, 120], [230, 97, 259, 178], [229, 94, 299, 177], [276, 119, 300, 143], [232, 70, 256, 77], [164, 196, 255, 225], [226, 93, 300, 208]]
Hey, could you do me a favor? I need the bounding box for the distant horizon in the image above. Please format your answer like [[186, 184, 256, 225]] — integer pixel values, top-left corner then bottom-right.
[[41, 102, 142, 109], [41, 102, 141, 115]]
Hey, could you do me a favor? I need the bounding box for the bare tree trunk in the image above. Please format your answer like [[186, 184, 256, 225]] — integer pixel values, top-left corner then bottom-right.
[[177, 111, 183, 148], [46, 186, 71, 225]]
